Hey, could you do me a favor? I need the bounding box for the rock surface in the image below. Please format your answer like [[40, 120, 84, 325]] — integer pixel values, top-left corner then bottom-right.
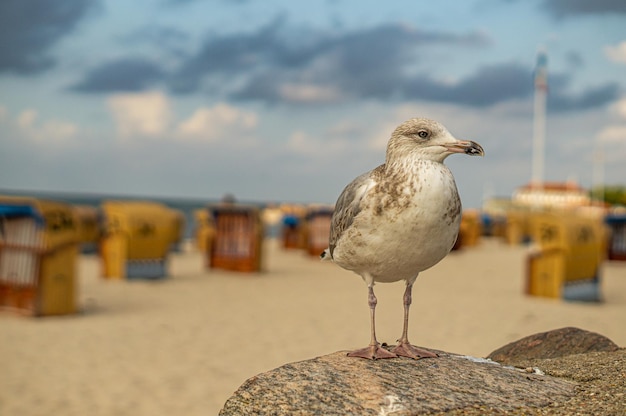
[[220, 328, 625, 415], [487, 327, 619, 366], [219, 349, 575, 415]]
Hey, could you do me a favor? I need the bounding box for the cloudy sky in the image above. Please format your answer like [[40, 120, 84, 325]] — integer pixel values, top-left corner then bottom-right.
[[1, 0, 625, 208]]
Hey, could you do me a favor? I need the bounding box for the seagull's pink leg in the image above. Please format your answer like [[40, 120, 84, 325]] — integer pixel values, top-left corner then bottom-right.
[[347, 285, 397, 359], [391, 279, 438, 359]]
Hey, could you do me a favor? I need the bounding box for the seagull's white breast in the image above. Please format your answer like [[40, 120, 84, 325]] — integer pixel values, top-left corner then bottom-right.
[[332, 160, 461, 283]]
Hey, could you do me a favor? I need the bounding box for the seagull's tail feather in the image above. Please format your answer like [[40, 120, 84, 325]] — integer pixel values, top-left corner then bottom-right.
[[320, 248, 332, 261]]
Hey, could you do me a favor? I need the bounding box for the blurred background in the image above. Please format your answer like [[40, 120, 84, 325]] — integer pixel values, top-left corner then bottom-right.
[[1, 1, 625, 415], [1, 0, 625, 207]]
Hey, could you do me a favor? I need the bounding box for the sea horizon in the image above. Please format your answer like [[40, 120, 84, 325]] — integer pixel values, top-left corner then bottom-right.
[[0, 187, 288, 239]]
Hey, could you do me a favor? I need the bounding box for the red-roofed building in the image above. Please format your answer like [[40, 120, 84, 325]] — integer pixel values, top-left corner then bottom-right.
[[512, 181, 590, 209]]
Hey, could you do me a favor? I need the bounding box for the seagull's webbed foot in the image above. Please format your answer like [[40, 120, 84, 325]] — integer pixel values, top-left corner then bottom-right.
[[391, 342, 438, 359], [347, 344, 397, 360]]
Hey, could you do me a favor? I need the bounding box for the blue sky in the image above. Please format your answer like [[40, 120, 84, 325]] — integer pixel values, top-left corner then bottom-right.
[[1, 0, 625, 208]]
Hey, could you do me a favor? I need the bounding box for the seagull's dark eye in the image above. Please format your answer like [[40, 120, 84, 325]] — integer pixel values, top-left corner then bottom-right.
[[417, 130, 429, 139]]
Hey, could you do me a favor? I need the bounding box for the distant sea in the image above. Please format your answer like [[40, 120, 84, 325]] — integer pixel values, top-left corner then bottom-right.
[[0, 189, 275, 239]]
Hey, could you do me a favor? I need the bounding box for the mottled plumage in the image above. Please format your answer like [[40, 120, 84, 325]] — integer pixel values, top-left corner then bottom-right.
[[322, 117, 484, 359]]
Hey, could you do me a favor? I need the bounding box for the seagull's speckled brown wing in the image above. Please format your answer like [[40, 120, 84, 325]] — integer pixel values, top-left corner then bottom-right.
[[328, 164, 383, 258]]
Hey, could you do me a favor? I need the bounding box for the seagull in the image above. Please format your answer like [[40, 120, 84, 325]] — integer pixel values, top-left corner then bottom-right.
[[321, 118, 484, 359]]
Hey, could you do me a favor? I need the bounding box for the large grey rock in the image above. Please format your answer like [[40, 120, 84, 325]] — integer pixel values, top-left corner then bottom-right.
[[487, 327, 619, 366], [219, 349, 575, 415]]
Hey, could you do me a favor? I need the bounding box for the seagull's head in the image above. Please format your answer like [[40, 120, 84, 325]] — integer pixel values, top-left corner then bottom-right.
[[387, 118, 484, 163]]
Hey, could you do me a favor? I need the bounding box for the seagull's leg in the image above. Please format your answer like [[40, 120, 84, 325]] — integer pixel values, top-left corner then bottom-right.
[[391, 278, 438, 359], [347, 282, 397, 359]]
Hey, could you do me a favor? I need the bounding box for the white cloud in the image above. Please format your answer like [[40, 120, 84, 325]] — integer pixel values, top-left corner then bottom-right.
[[42, 120, 78, 140], [17, 109, 38, 129], [286, 128, 351, 157], [596, 125, 626, 143], [9, 109, 78, 141], [105, 93, 258, 145], [176, 103, 257, 142], [595, 96, 626, 144], [609, 96, 626, 119], [594, 96, 626, 166], [605, 41, 626, 64], [286, 130, 314, 154], [107, 91, 172, 138]]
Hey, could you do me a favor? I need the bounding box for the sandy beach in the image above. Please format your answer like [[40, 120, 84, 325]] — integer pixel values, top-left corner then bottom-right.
[[1, 237, 625, 415]]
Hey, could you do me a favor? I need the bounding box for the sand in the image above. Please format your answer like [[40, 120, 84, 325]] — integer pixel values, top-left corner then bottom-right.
[[1, 238, 625, 415]]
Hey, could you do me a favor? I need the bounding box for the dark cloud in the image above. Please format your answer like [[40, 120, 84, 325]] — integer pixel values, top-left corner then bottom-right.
[[404, 63, 532, 106], [68, 58, 165, 93], [543, 72, 621, 112], [0, 0, 100, 74], [317, 25, 490, 99], [541, 0, 626, 19], [564, 51, 584, 69], [67, 18, 618, 112], [220, 23, 619, 111], [119, 26, 190, 50], [230, 73, 283, 102], [169, 17, 287, 93], [218, 22, 491, 102], [549, 82, 621, 112]]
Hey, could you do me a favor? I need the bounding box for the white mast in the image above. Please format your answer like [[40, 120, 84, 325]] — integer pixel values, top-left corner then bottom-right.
[[532, 48, 548, 190]]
